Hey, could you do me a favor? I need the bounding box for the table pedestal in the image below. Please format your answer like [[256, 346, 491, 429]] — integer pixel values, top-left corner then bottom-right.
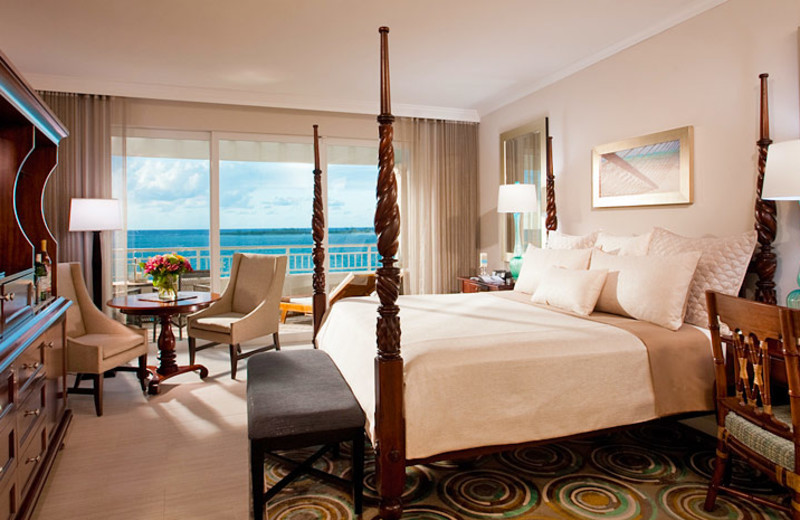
[[147, 314, 208, 395]]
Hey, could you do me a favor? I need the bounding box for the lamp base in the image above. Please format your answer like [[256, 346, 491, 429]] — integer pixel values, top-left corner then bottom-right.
[[509, 255, 523, 281], [787, 289, 800, 309]]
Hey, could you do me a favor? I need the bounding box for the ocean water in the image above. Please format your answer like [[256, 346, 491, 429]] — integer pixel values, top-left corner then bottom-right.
[[125, 228, 377, 275]]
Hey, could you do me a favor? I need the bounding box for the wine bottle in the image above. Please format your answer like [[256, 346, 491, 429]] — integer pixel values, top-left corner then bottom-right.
[[39, 239, 52, 301], [34, 253, 45, 303]]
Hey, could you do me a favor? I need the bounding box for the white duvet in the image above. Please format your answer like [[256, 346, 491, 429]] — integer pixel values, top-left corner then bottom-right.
[[317, 291, 660, 460]]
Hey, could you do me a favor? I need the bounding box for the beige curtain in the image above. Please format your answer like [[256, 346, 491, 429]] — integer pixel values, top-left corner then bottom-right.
[[397, 118, 479, 294], [40, 92, 113, 305]]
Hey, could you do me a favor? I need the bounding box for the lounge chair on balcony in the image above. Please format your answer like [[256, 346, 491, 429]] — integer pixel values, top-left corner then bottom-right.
[[280, 272, 376, 323]]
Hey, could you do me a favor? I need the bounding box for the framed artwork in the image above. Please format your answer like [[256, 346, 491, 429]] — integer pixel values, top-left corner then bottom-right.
[[592, 126, 693, 208]]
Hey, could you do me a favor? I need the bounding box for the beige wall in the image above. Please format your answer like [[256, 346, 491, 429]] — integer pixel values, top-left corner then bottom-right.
[[115, 97, 376, 140], [479, 0, 800, 301]]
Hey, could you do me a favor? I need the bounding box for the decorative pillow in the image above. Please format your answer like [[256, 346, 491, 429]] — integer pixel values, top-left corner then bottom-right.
[[647, 227, 758, 327], [514, 245, 592, 294], [595, 230, 653, 256], [546, 230, 598, 249], [531, 266, 608, 316], [590, 249, 702, 330]]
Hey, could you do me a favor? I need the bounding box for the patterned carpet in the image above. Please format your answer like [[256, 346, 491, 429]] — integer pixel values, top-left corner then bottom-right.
[[264, 420, 790, 519]]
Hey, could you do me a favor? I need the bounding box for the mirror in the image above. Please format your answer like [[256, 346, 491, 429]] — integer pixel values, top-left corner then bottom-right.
[[499, 117, 548, 261]]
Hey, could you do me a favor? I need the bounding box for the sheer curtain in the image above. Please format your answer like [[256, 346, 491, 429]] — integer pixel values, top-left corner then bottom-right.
[[397, 118, 479, 294], [40, 92, 113, 304]]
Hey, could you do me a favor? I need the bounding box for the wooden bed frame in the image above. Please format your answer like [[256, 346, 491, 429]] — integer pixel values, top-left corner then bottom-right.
[[308, 28, 778, 519]]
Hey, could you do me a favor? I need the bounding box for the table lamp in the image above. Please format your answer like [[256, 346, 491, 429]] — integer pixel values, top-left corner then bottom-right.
[[497, 183, 538, 280], [69, 198, 122, 309], [761, 139, 800, 307]]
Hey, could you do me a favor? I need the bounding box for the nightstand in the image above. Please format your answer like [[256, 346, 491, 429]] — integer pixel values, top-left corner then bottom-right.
[[457, 276, 515, 293]]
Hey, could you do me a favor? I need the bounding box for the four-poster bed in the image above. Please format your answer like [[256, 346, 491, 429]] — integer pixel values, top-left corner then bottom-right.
[[309, 28, 778, 519]]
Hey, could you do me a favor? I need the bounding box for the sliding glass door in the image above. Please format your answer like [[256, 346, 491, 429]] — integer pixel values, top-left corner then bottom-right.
[[113, 131, 382, 298]]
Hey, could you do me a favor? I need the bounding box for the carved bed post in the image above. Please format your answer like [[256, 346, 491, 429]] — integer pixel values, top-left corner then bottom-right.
[[374, 26, 405, 520], [311, 124, 326, 341], [754, 73, 777, 304], [545, 117, 557, 233]]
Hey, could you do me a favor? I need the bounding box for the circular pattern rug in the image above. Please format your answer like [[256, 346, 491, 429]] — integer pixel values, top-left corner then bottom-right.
[[264, 420, 790, 519]]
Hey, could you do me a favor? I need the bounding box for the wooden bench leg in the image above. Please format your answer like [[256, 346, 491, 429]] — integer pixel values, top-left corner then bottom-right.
[[250, 441, 266, 520], [352, 431, 364, 515]]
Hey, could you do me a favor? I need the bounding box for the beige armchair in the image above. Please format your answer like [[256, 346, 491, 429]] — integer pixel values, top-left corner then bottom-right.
[[187, 253, 287, 379], [57, 263, 148, 416]]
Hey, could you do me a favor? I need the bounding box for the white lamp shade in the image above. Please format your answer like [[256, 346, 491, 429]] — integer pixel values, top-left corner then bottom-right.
[[497, 183, 538, 213], [68, 198, 123, 231], [762, 140, 800, 201]]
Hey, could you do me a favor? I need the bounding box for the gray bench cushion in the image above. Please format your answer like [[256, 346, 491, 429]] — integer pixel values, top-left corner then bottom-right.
[[247, 349, 365, 451]]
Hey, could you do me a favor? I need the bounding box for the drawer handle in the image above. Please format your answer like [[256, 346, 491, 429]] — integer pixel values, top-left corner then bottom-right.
[[23, 409, 40, 417], [22, 362, 40, 370], [45, 341, 55, 349], [25, 455, 40, 464], [0, 293, 13, 302]]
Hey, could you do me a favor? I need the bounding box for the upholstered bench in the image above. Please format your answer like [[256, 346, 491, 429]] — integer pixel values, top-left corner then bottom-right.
[[247, 349, 365, 520]]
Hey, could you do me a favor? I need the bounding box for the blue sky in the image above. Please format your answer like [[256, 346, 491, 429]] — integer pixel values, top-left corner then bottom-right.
[[124, 157, 377, 230]]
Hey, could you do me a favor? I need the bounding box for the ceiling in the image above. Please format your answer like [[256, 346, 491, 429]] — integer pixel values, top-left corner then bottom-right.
[[0, 0, 727, 122]]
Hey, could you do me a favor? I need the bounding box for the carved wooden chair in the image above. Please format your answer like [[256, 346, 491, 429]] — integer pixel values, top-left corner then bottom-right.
[[187, 254, 286, 379], [705, 291, 800, 518]]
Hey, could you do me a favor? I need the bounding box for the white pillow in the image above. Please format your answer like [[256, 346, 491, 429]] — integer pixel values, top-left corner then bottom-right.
[[595, 230, 653, 256], [590, 249, 701, 330], [648, 227, 757, 327], [514, 245, 592, 294], [546, 230, 598, 249], [531, 266, 608, 316]]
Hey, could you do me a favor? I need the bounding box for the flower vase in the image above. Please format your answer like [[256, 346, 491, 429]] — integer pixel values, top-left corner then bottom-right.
[[154, 274, 179, 301]]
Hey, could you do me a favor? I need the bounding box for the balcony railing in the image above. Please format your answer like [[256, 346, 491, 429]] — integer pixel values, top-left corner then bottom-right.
[[115, 243, 380, 281]]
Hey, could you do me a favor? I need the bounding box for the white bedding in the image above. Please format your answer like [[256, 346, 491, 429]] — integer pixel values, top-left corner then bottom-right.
[[317, 291, 706, 460]]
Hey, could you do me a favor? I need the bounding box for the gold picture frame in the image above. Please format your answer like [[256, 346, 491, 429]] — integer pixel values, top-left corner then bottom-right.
[[592, 126, 693, 208]]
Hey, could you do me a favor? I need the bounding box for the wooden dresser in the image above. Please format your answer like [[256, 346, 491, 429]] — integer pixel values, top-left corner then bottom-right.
[[0, 50, 72, 519]]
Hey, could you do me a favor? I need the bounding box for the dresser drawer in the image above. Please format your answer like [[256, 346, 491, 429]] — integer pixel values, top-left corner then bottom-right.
[[0, 472, 17, 520], [17, 423, 44, 499], [0, 415, 15, 489], [0, 272, 33, 335], [15, 340, 44, 396], [16, 378, 43, 451]]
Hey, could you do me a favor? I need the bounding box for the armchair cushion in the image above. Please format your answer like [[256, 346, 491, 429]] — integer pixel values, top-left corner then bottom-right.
[[725, 407, 794, 471], [72, 333, 146, 360], [191, 312, 246, 334]]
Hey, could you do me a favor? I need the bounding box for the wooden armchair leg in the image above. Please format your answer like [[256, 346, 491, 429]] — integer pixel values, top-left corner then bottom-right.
[[73, 373, 84, 390], [188, 337, 196, 365], [273, 332, 280, 351], [93, 373, 104, 417], [137, 354, 148, 391], [230, 344, 239, 379]]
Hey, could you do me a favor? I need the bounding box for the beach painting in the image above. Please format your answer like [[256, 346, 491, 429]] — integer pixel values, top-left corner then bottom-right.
[[592, 126, 693, 208]]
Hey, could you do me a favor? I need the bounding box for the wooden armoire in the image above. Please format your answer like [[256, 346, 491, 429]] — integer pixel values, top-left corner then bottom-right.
[[0, 50, 72, 519]]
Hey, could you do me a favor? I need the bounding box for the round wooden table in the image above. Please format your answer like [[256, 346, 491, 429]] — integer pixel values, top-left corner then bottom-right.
[[108, 291, 220, 395]]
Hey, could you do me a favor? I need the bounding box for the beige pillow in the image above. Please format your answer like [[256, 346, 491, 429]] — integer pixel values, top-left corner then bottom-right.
[[648, 227, 757, 327], [590, 249, 701, 330], [531, 266, 608, 316], [595, 230, 653, 256], [514, 245, 592, 294], [546, 230, 598, 249]]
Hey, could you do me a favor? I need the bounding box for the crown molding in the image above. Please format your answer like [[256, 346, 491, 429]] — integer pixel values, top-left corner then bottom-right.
[[26, 73, 480, 123]]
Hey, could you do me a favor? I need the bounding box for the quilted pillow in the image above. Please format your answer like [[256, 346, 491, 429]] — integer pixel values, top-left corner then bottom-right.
[[531, 266, 608, 316], [595, 230, 653, 256], [546, 230, 598, 249], [590, 249, 701, 331], [514, 245, 592, 294], [647, 227, 757, 327]]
